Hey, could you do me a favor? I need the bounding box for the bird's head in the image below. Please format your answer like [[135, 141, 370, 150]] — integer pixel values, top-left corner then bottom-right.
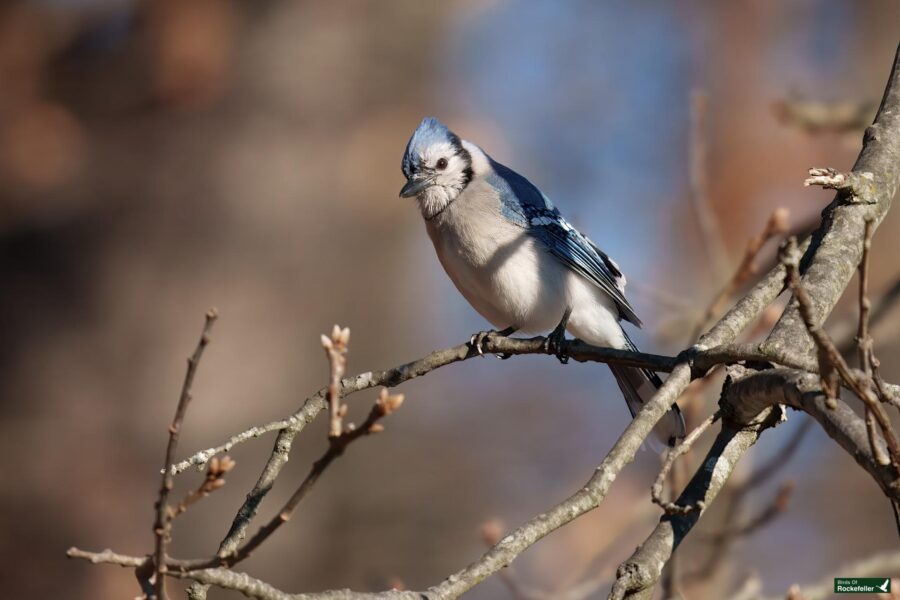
[[400, 117, 473, 219]]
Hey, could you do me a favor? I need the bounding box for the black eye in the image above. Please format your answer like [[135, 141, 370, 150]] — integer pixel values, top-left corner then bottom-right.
[[436, 157, 448, 170]]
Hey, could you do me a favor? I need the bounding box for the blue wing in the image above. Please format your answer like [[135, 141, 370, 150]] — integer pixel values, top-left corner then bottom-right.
[[486, 156, 641, 326]]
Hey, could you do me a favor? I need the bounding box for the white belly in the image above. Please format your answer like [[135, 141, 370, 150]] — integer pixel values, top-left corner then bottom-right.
[[425, 182, 626, 348]]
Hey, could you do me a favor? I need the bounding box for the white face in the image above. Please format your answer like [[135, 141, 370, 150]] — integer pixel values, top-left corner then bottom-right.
[[413, 141, 472, 220]]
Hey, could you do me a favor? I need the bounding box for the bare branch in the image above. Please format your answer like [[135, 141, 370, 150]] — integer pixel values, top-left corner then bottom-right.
[[172, 456, 235, 518], [66, 228, 807, 597], [424, 269, 790, 598], [153, 309, 218, 600], [322, 325, 351, 439], [763, 44, 900, 365], [719, 367, 899, 502], [169, 417, 298, 476], [781, 237, 900, 468], [609, 365, 788, 600], [803, 167, 877, 204], [228, 388, 404, 566], [651, 411, 721, 514], [174, 337, 813, 479], [685, 418, 812, 583], [67, 547, 146, 568]]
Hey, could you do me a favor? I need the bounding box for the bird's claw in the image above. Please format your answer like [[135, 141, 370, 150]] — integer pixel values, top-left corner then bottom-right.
[[543, 328, 569, 364], [469, 330, 492, 356], [469, 328, 518, 358]]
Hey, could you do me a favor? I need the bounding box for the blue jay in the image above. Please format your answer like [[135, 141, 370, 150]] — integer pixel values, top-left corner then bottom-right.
[[400, 117, 685, 447]]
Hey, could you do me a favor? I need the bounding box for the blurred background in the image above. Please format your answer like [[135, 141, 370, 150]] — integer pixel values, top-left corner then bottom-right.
[[1, 0, 898, 598]]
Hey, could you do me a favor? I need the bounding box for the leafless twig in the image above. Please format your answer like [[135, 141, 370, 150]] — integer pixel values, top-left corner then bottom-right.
[[153, 309, 218, 600], [651, 410, 720, 514], [322, 325, 350, 439], [172, 456, 235, 518], [781, 237, 900, 468], [685, 418, 811, 583], [804, 167, 878, 204], [229, 387, 404, 566], [172, 337, 804, 479]]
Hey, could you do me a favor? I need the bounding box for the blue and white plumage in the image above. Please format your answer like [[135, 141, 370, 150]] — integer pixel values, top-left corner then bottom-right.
[[400, 117, 684, 447]]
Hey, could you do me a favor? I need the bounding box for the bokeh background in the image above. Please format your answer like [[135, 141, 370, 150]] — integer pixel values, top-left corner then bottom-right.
[[2, 1, 898, 598]]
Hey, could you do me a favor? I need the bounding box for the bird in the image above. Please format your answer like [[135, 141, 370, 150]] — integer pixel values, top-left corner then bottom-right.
[[399, 116, 685, 447]]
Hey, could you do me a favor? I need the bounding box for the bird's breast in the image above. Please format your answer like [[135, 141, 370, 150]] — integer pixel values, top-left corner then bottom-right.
[[424, 185, 568, 331]]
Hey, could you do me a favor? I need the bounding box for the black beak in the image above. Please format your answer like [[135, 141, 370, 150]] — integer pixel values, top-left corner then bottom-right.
[[399, 175, 434, 198]]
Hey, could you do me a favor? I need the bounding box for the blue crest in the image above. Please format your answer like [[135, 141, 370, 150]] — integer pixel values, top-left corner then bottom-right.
[[402, 117, 453, 177]]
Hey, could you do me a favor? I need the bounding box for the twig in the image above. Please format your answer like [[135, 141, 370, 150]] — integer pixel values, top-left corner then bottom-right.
[[169, 419, 289, 475], [720, 367, 898, 500], [68, 44, 900, 600], [153, 309, 218, 600], [781, 238, 900, 469], [67, 547, 146, 567], [804, 167, 877, 204], [856, 220, 893, 468], [172, 457, 235, 518], [480, 520, 530, 600], [73, 545, 900, 600], [209, 226, 795, 567], [322, 325, 350, 438], [691, 208, 790, 339], [428, 262, 792, 598], [227, 388, 404, 566], [69, 236, 793, 597], [651, 411, 721, 514], [681, 419, 808, 582], [178, 337, 671, 478], [413, 260, 788, 598], [665, 401, 801, 582], [609, 378, 787, 600], [173, 337, 800, 479], [762, 43, 900, 365]]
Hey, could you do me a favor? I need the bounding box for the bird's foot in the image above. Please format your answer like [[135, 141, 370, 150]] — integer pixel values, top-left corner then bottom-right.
[[543, 325, 569, 364], [469, 327, 517, 357], [469, 330, 492, 356]]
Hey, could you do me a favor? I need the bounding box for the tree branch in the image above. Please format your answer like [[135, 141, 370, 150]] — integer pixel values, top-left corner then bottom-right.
[[762, 43, 900, 364], [609, 367, 788, 600], [720, 367, 899, 501], [174, 336, 813, 479], [153, 309, 218, 600]]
